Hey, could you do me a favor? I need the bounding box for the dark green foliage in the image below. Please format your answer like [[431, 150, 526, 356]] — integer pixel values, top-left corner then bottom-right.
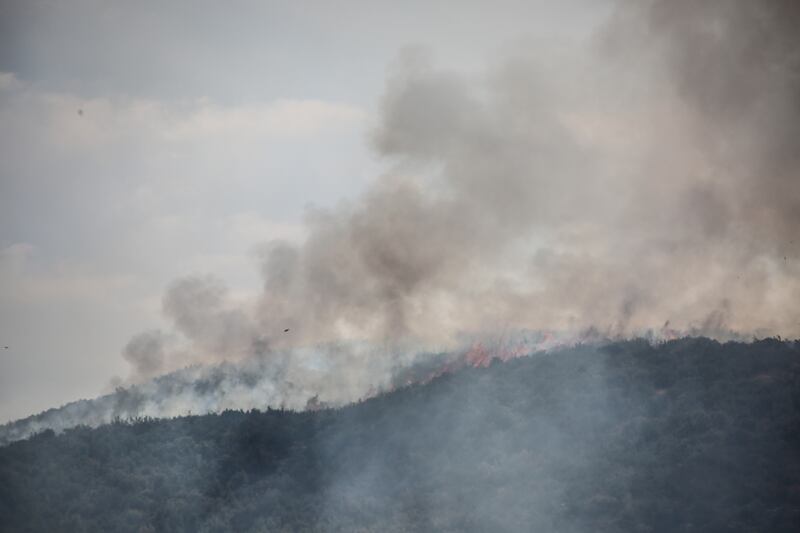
[[1, 338, 799, 532]]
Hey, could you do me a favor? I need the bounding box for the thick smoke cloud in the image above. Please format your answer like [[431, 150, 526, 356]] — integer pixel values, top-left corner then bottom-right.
[[162, 276, 260, 360], [606, 0, 800, 247], [125, 0, 800, 381], [122, 330, 168, 379]]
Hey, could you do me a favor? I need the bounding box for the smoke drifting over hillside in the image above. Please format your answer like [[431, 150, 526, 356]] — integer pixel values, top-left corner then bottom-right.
[[119, 0, 799, 382], [4, 338, 800, 531], [3, 5, 798, 532], [2, 332, 578, 443]]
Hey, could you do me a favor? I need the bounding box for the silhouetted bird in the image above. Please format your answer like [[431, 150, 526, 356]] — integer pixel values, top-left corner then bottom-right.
[[284, 328, 290, 333]]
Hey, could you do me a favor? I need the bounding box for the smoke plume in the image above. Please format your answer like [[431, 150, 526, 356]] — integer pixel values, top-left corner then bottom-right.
[[124, 0, 800, 382]]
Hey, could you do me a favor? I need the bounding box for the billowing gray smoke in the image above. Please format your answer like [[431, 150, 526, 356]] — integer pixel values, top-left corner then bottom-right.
[[113, 1, 797, 390]]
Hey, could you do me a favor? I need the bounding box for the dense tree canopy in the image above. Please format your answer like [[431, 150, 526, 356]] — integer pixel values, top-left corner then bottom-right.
[[1, 337, 799, 532]]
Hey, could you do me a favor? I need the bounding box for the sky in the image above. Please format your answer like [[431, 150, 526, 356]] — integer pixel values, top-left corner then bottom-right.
[[0, 1, 609, 422], [2, 1, 799, 425]]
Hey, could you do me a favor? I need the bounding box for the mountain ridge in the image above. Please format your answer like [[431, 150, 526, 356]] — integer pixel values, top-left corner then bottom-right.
[[1, 337, 799, 532]]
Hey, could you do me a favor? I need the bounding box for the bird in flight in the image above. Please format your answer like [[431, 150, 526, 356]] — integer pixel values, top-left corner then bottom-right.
[[284, 328, 290, 333]]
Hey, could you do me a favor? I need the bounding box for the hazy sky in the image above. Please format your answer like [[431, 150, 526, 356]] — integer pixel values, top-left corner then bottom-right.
[[0, 1, 608, 422]]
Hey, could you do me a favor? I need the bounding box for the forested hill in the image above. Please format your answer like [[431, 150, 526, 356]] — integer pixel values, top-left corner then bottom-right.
[[1, 338, 799, 532]]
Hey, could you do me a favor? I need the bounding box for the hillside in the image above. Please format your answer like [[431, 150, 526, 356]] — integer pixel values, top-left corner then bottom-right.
[[1, 338, 799, 532]]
